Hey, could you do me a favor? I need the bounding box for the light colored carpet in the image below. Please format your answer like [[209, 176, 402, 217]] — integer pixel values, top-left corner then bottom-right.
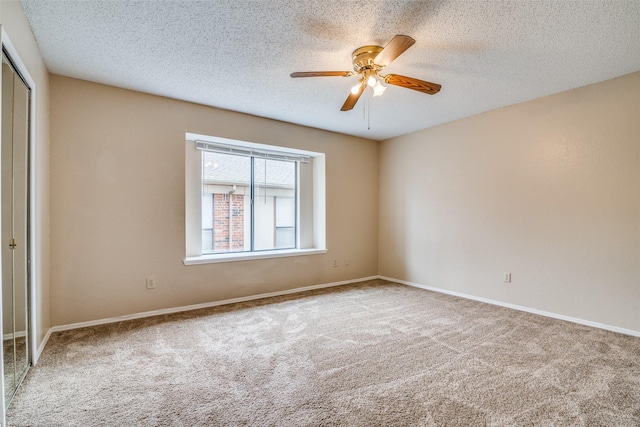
[[7, 279, 640, 426]]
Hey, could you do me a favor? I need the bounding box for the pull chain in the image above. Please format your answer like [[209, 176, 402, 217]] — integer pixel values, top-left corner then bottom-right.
[[360, 88, 372, 131], [362, 90, 366, 121], [367, 91, 371, 131]]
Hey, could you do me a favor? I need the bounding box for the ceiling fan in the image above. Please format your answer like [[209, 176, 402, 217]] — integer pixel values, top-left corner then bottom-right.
[[291, 35, 441, 111]]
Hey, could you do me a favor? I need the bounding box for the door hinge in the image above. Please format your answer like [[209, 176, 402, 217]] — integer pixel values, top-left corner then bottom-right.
[[9, 238, 17, 249]]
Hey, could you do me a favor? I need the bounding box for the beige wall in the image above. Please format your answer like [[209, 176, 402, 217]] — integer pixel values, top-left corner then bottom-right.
[[380, 72, 640, 332], [51, 71, 640, 333], [0, 1, 51, 352], [50, 75, 379, 326]]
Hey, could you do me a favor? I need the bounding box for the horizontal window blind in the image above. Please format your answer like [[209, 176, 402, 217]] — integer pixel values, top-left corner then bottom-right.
[[196, 141, 310, 163]]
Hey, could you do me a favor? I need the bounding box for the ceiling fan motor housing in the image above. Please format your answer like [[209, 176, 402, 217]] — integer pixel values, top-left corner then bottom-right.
[[351, 45, 384, 72]]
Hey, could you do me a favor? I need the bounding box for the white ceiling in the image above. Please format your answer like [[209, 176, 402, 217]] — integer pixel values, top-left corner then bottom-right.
[[20, 0, 640, 141]]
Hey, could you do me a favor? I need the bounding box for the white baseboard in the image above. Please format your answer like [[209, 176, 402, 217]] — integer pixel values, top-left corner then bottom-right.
[[51, 276, 380, 333], [381, 275, 640, 338], [2, 331, 26, 341], [43, 274, 638, 357], [33, 328, 53, 365]]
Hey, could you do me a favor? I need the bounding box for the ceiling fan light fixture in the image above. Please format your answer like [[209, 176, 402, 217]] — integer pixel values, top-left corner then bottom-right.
[[372, 80, 387, 97], [367, 74, 377, 87], [350, 82, 364, 95]]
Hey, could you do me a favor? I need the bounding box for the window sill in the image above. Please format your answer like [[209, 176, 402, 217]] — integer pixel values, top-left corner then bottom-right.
[[183, 248, 328, 265]]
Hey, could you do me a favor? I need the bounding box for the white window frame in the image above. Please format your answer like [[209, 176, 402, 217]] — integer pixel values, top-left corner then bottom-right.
[[184, 133, 326, 265]]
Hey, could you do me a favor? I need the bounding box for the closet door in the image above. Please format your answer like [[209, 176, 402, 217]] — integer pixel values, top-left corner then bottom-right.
[[1, 50, 30, 404], [1, 53, 16, 402]]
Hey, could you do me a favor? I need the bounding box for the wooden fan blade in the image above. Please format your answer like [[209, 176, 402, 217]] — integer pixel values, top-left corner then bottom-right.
[[340, 85, 365, 111], [290, 71, 353, 78], [374, 35, 416, 67], [384, 74, 441, 95]]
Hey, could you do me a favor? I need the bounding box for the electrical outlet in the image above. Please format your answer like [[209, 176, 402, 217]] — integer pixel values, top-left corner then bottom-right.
[[503, 272, 511, 283], [146, 276, 156, 289], [333, 259, 338, 267]]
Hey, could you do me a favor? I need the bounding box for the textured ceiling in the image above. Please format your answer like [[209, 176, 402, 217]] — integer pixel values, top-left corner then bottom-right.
[[20, 0, 640, 141]]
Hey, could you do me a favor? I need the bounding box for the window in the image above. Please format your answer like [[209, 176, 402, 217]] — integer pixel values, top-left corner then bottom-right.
[[201, 152, 296, 254], [184, 134, 326, 264], [274, 196, 295, 248]]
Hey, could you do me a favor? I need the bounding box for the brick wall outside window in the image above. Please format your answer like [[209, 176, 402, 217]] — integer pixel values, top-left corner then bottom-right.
[[213, 194, 245, 251]]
